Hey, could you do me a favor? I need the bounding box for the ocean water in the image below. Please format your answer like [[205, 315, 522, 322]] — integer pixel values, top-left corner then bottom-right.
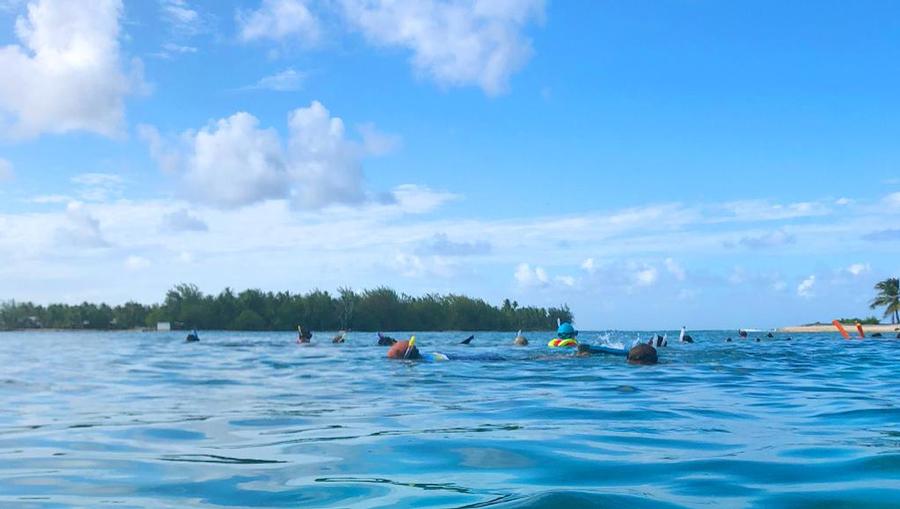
[[1, 330, 899, 508]]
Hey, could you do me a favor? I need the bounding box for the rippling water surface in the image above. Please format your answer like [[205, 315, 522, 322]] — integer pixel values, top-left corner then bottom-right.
[[2, 330, 899, 508]]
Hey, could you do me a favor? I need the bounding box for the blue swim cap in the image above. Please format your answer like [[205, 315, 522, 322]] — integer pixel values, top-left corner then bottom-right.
[[557, 322, 576, 335]]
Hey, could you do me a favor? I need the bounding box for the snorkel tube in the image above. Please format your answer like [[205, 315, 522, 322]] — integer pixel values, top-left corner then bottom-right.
[[404, 336, 416, 359]]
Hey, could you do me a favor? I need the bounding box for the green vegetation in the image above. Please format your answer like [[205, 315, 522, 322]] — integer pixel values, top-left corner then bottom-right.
[[0, 284, 573, 332], [835, 317, 881, 325], [870, 277, 900, 325]]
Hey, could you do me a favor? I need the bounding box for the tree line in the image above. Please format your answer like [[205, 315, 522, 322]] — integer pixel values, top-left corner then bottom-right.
[[0, 284, 573, 332]]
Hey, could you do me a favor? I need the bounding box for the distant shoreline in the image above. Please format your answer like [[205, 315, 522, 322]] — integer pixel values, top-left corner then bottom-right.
[[778, 324, 900, 334]]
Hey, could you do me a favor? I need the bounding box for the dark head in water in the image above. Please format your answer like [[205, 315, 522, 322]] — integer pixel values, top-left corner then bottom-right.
[[627, 343, 658, 365], [377, 332, 397, 346], [297, 326, 312, 344], [681, 335, 694, 343], [387, 339, 420, 360], [460, 335, 474, 345], [871, 332, 883, 338], [755, 338, 761, 342], [738, 329, 748, 338], [332, 330, 347, 343], [766, 332, 774, 338], [726, 337, 732, 342], [185, 330, 199, 342]]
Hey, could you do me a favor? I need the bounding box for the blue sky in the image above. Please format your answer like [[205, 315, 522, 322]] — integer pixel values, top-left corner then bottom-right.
[[0, 0, 898, 329]]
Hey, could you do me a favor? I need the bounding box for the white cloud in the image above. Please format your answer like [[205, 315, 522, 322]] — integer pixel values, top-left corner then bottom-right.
[[340, 0, 544, 95], [555, 275, 575, 287], [633, 266, 658, 287], [885, 192, 900, 209], [143, 101, 383, 209], [664, 257, 686, 281], [237, 0, 320, 45], [124, 255, 150, 271], [797, 275, 815, 298], [846, 263, 870, 277], [515, 262, 548, 287], [0, 159, 13, 181], [392, 253, 455, 278], [55, 201, 108, 248], [835, 197, 852, 206], [732, 229, 796, 249], [0, 0, 144, 138], [160, 0, 202, 35], [161, 209, 208, 232], [249, 68, 305, 91], [71, 172, 125, 202], [580, 258, 596, 274]]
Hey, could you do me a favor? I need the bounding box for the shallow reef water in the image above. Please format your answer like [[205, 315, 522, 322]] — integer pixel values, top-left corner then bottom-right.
[[1, 330, 899, 508]]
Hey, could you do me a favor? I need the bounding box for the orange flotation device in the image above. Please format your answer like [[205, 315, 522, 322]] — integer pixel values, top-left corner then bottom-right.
[[832, 320, 850, 340], [548, 338, 578, 348]]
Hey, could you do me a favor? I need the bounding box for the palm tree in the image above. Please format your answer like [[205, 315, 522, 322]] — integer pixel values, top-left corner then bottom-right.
[[869, 278, 900, 324]]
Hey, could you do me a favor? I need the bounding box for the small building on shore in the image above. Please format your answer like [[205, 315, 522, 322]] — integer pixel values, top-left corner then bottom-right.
[[156, 322, 171, 332]]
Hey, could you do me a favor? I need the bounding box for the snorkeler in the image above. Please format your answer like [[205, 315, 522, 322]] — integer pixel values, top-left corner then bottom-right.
[[333, 331, 347, 344], [548, 322, 579, 348], [377, 332, 397, 346], [575, 343, 657, 365], [297, 325, 312, 344], [386, 337, 450, 362], [185, 329, 199, 342], [679, 326, 693, 343], [513, 330, 528, 346]]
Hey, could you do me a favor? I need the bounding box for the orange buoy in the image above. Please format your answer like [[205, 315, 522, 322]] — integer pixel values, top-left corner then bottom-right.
[[855, 322, 865, 339], [832, 320, 850, 339]]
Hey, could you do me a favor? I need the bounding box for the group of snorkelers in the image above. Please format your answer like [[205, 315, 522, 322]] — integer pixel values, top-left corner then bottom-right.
[[331, 322, 665, 365]]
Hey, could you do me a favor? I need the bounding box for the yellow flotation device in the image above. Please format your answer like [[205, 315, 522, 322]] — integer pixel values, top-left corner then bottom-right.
[[548, 338, 578, 348]]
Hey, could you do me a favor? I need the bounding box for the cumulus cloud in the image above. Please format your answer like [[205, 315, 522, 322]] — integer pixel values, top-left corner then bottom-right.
[[142, 101, 390, 210], [237, 0, 320, 45], [161, 209, 208, 232], [797, 275, 815, 298], [418, 233, 490, 256], [55, 201, 108, 248], [633, 266, 658, 287], [515, 262, 548, 287], [0, 0, 144, 138], [340, 0, 544, 94], [0, 159, 13, 181], [248, 68, 305, 91]]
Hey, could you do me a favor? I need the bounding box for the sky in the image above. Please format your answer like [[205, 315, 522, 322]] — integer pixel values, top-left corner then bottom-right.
[[0, 0, 898, 329]]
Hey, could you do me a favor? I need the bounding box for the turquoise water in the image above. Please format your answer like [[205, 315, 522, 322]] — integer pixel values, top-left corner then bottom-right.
[[1, 330, 899, 508]]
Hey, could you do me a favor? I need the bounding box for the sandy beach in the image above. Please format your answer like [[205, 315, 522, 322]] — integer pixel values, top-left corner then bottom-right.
[[778, 324, 900, 334]]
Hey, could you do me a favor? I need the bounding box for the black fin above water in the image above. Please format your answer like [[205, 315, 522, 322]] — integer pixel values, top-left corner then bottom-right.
[[460, 335, 474, 345]]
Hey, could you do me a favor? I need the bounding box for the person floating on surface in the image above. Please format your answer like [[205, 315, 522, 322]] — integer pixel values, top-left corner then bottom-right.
[[548, 322, 579, 348], [185, 329, 199, 342]]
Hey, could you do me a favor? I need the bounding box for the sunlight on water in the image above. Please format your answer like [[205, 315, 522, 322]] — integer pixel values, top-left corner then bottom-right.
[[1, 330, 899, 508]]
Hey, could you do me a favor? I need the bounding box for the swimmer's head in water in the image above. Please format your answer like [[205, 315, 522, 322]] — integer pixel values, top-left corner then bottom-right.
[[557, 322, 578, 340], [387, 340, 421, 360], [514, 336, 528, 346], [627, 343, 658, 365], [576, 344, 592, 357]]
